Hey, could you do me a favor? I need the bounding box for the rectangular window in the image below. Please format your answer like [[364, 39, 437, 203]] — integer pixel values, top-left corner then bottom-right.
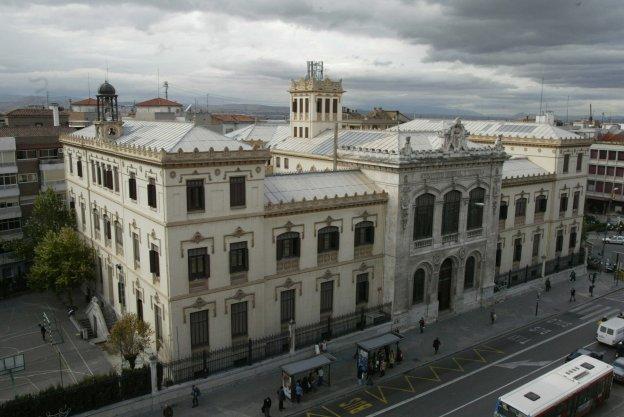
[[104, 217, 112, 241], [0, 174, 16, 186], [0, 218, 21, 231], [535, 196, 547, 213], [605, 181, 613, 194], [320, 281, 334, 313], [573, 191, 580, 210], [91, 161, 96, 183], [93, 211, 100, 232], [600, 150, 607, 159], [149, 245, 160, 277], [515, 198, 527, 218], [96, 162, 102, 185], [284, 158, 289, 169], [316, 98, 322, 113], [154, 305, 163, 342], [229, 241, 248, 273], [115, 222, 123, 247], [332, 99, 338, 114], [513, 238, 522, 262], [18, 173, 37, 183], [305, 98, 309, 114], [305, 127, 309, 138], [569, 227, 577, 249], [499, 202, 508, 220], [496, 242, 502, 267], [190, 310, 209, 349], [105, 167, 114, 190], [136, 296, 143, 322], [299, 127, 303, 138], [596, 181, 604, 193], [117, 278, 126, 308], [128, 174, 137, 200], [186, 179, 205, 212], [590, 149, 598, 159], [276, 157, 280, 168], [280, 289, 295, 324], [229, 176, 246, 207], [598, 165, 606, 175], [587, 180, 595, 191], [231, 301, 248, 337], [132, 233, 140, 266], [609, 150, 617, 160], [556, 230, 564, 252], [562, 154, 570, 173], [325, 98, 330, 115], [617, 167, 624, 177], [559, 194, 568, 213], [356, 273, 369, 304], [608, 166, 615, 176], [619, 151, 624, 161], [113, 167, 119, 192], [532, 234, 540, 257], [293, 126, 297, 137], [68, 154, 73, 174], [147, 178, 157, 208], [188, 247, 209, 281], [292, 99, 298, 113], [77, 158, 83, 178], [16, 150, 37, 160], [39, 148, 59, 159], [576, 153, 583, 172], [589, 164, 596, 174]]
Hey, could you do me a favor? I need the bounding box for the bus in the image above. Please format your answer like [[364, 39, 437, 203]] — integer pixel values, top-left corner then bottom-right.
[[494, 355, 613, 417]]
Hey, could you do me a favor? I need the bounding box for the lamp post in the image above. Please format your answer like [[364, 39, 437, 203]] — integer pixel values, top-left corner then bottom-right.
[[535, 290, 541, 316]]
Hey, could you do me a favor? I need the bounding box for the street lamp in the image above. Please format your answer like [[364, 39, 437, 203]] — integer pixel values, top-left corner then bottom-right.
[[535, 290, 541, 316]]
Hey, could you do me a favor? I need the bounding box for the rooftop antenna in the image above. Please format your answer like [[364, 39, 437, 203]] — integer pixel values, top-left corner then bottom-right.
[[163, 81, 169, 99], [538, 77, 544, 116], [589, 103, 593, 123]]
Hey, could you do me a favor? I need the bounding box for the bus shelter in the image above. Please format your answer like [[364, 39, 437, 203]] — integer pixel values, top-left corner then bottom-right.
[[281, 353, 336, 399], [355, 332, 404, 378]]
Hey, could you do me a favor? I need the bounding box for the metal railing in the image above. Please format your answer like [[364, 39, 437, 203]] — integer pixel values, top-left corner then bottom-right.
[[442, 233, 459, 244], [467, 228, 483, 239]]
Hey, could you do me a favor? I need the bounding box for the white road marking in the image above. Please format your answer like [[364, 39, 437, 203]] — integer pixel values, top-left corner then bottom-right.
[[61, 321, 94, 376], [570, 303, 604, 314], [495, 360, 552, 370], [580, 307, 618, 321], [365, 317, 603, 416]]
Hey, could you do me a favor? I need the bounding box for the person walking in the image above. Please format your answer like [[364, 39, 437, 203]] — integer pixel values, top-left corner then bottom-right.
[[569, 287, 576, 302], [262, 396, 272, 417], [163, 404, 173, 417], [277, 387, 286, 411], [589, 284, 595, 297], [490, 310, 497, 325], [317, 367, 324, 386], [295, 381, 303, 403], [433, 337, 441, 354], [379, 358, 386, 377], [544, 277, 551, 292], [191, 385, 200, 408], [38, 323, 46, 341], [570, 270, 576, 282], [592, 272, 598, 285], [419, 317, 425, 333]]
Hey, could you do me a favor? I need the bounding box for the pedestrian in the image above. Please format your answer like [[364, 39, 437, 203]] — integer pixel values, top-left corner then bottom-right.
[[191, 384, 200, 408], [396, 346, 403, 363], [544, 277, 551, 292], [295, 381, 303, 403], [592, 272, 597, 285], [38, 323, 46, 341], [490, 310, 497, 325], [569, 287, 576, 302], [262, 396, 272, 417], [589, 284, 595, 297], [570, 270, 576, 282], [163, 403, 173, 417], [388, 349, 395, 368], [317, 367, 324, 387], [419, 317, 425, 333], [380, 358, 386, 377], [433, 337, 441, 354], [277, 386, 286, 411]]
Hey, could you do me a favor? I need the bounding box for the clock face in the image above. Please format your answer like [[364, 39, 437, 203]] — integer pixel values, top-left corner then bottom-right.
[[108, 127, 117, 136]]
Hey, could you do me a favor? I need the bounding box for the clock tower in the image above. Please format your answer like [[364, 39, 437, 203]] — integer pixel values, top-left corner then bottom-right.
[[95, 80, 123, 140]]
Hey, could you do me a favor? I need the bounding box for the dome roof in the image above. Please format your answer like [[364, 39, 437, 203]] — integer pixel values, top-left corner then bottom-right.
[[98, 81, 116, 96]]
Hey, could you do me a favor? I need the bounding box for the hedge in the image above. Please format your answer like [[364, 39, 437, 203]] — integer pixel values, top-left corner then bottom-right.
[[0, 366, 150, 417]]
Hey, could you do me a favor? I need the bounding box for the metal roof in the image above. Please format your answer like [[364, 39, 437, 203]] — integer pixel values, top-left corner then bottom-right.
[[357, 333, 404, 352], [227, 123, 291, 148], [281, 354, 336, 376], [264, 170, 379, 204], [70, 120, 250, 152], [394, 118, 581, 140], [502, 157, 550, 179]]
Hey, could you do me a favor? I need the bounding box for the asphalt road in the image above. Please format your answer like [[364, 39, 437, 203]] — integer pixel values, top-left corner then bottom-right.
[[299, 289, 624, 417]]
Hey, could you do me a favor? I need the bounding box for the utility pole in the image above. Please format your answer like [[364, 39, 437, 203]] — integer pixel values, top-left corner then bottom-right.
[[163, 81, 169, 99], [538, 77, 544, 116]]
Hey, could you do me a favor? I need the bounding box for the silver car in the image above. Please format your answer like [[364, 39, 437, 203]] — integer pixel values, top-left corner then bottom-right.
[[613, 357, 624, 383]]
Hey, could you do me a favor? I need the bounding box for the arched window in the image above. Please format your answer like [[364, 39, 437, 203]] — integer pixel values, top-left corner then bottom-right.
[[464, 256, 476, 289], [354, 221, 374, 247], [467, 188, 485, 230], [413, 269, 425, 304], [413, 193, 435, 240], [535, 195, 547, 214], [317, 226, 339, 253], [442, 191, 461, 235], [276, 232, 300, 261]]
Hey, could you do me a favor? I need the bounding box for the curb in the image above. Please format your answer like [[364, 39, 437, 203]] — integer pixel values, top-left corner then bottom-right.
[[284, 284, 624, 416]]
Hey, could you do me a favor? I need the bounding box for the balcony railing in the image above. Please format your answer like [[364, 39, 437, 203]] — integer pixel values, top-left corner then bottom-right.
[[467, 228, 483, 239], [413, 238, 433, 249], [499, 220, 506, 231], [42, 180, 66, 192], [276, 257, 299, 274], [514, 216, 525, 227], [317, 250, 338, 267], [534, 212, 544, 223], [442, 233, 459, 244], [354, 244, 373, 259]]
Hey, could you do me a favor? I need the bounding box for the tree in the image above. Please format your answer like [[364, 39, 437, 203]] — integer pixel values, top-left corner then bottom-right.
[[28, 227, 94, 304], [109, 314, 153, 369], [9, 188, 75, 260]]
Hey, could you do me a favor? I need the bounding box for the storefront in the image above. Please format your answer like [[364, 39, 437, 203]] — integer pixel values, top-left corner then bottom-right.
[[281, 353, 336, 400]]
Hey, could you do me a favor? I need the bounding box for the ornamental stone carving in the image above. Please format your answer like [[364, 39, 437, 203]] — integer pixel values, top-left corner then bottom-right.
[[442, 118, 469, 152]]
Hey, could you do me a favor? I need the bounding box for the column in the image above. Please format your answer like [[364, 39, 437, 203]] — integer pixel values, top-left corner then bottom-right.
[[432, 201, 444, 245]]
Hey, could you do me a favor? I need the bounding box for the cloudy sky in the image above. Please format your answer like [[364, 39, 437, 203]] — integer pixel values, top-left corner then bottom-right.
[[1, 0, 623, 117]]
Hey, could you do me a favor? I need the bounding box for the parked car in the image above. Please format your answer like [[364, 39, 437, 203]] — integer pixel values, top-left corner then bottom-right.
[[613, 358, 624, 383], [564, 348, 604, 363], [602, 235, 624, 244], [615, 340, 624, 358]]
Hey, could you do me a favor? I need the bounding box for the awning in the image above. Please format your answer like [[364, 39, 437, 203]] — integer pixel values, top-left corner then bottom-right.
[[281, 353, 336, 376], [357, 332, 404, 352]]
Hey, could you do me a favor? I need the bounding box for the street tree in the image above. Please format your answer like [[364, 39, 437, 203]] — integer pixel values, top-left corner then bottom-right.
[[9, 188, 75, 260], [109, 314, 153, 369], [28, 227, 94, 304]]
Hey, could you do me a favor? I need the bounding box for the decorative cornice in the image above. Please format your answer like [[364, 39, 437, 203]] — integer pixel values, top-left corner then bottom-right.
[[264, 191, 388, 217]]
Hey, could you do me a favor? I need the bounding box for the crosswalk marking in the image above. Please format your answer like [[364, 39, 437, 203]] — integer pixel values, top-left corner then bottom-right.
[[570, 303, 604, 314], [581, 308, 620, 322]]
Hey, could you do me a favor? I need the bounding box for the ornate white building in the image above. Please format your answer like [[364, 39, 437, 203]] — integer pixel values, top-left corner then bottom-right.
[[61, 64, 591, 364]]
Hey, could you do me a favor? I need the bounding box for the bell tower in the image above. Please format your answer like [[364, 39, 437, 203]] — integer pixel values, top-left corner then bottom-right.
[[95, 80, 123, 140], [289, 61, 344, 139]]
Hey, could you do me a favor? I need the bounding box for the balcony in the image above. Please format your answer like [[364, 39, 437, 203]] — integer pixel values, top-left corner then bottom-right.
[[467, 228, 483, 239], [442, 233, 459, 244], [276, 257, 299, 274], [317, 250, 338, 267], [42, 180, 66, 192], [534, 212, 544, 223], [354, 244, 373, 259], [39, 158, 64, 171], [0, 184, 19, 198], [514, 216, 525, 227], [413, 238, 433, 249], [230, 272, 248, 285], [0, 205, 21, 220]]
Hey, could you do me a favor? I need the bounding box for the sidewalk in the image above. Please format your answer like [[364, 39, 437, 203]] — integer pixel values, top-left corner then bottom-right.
[[136, 271, 620, 417]]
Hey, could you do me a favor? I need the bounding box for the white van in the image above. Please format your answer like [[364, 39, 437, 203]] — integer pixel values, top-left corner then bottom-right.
[[597, 317, 624, 345]]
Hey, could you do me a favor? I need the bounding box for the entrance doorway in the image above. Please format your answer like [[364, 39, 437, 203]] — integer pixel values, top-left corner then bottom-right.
[[438, 258, 453, 312]]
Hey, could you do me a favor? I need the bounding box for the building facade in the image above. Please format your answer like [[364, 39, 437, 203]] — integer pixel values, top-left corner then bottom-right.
[[586, 133, 624, 215]]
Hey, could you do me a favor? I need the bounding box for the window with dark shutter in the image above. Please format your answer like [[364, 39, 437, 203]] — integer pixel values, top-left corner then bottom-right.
[[563, 154, 570, 173], [356, 273, 369, 304], [515, 197, 527, 218], [317, 226, 339, 253], [186, 179, 205, 212], [231, 301, 248, 337], [560, 194, 568, 213], [464, 256, 475, 289], [576, 154, 583, 172], [77, 158, 83, 178], [229, 176, 246, 207], [414, 193, 435, 239], [354, 221, 375, 246], [128, 174, 137, 200], [147, 178, 157, 208], [280, 289, 295, 323], [532, 234, 540, 257], [149, 247, 160, 276], [442, 191, 461, 235], [569, 227, 577, 249], [320, 281, 334, 313], [467, 188, 485, 230], [229, 241, 248, 273], [412, 269, 425, 304], [188, 247, 209, 281], [276, 232, 300, 260], [556, 230, 564, 252], [190, 310, 209, 349], [573, 191, 580, 210], [513, 238, 522, 262], [496, 243, 502, 267], [535, 196, 547, 213], [499, 201, 508, 220]]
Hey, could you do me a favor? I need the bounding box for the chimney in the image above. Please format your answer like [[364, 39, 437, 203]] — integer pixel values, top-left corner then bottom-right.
[[49, 103, 60, 127]]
